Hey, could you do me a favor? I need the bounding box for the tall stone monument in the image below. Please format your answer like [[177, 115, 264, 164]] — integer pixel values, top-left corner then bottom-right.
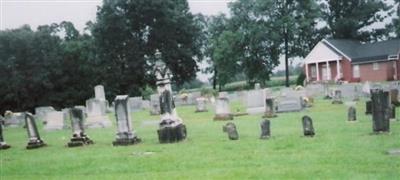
[[370, 89, 390, 133], [67, 108, 94, 147], [113, 95, 141, 146], [25, 113, 46, 149], [94, 85, 106, 101], [154, 50, 187, 143], [0, 117, 11, 149]]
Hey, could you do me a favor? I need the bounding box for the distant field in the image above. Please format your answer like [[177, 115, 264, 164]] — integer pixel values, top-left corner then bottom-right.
[[1, 98, 400, 179]]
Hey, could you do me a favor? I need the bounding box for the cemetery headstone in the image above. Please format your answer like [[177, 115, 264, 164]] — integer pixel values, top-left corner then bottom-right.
[[246, 89, 266, 114], [34, 106, 55, 123], [276, 97, 303, 113], [260, 119, 271, 139], [113, 95, 141, 146], [4, 111, 25, 127], [0, 119, 11, 150], [25, 113, 46, 149], [390, 89, 400, 106], [263, 98, 277, 118], [44, 111, 65, 131], [195, 97, 208, 112], [128, 97, 143, 112], [150, 94, 161, 115], [154, 51, 187, 143], [370, 89, 390, 133], [85, 98, 111, 128], [223, 122, 239, 140], [390, 104, 396, 121], [67, 108, 94, 147], [323, 83, 332, 99], [362, 81, 371, 97], [94, 85, 106, 101], [302, 115, 315, 137], [353, 86, 360, 101], [365, 101, 372, 115], [254, 83, 261, 90], [348, 106, 357, 122], [213, 95, 233, 120], [332, 89, 343, 104]]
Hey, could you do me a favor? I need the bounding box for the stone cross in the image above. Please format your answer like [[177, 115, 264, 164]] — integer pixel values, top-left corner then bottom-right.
[[113, 95, 141, 146], [263, 98, 277, 118], [260, 119, 271, 139], [195, 97, 208, 113], [348, 106, 357, 122], [67, 108, 94, 147], [0, 117, 11, 150], [25, 113, 46, 149], [302, 115, 315, 137], [370, 89, 390, 133], [154, 50, 187, 143], [223, 122, 239, 140]]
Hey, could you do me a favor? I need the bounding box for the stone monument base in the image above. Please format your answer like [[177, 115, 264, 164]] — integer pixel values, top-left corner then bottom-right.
[[0, 143, 11, 150], [26, 139, 46, 149], [213, 114, 233, 121], [113, 137, 141, 146], [67, 136, 94, 147], [157, 124, 187, 143]]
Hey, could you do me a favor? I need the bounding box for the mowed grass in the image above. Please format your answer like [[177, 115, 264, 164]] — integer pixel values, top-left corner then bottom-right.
[[1, 98, 400, 179]]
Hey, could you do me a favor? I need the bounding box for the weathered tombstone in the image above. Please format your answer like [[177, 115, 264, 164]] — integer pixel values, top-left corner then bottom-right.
[[195, 97, 208, 112], [260, 119, 271, 139], [0, 117, 11, 150], [128, 97, 143, 112], [348, 106, 357, 122], [213, 95, 233, 120], [387, 149, 400, 156], [154, 51, 187, 143], [362, 81, 371, 97], [276, 97, 303, 113], [113, 95, 141, 146], [390, 104, 396, 121], [332, 89, 343, 104], [44, 111, 65, 131], [85, 98, 111, 128], [94, 85, 106, 101], [302, 115, 315, 137], [4, 111, 25, 127], [365, 100, 372, 115], [254, 83, 261, 90], [263, 98, 277, 118], [150, 94, 161, 115], [370, 89, 390, 133], [390, 89, 400, 106], [25, 113, 46, 149], [67, 108, 94, 147], [323, 83, 331, 99], [222, 122, 239, 140], [34, 106, 55, 122], [246, 89, 266, 114], [353, 86, 360, 101]]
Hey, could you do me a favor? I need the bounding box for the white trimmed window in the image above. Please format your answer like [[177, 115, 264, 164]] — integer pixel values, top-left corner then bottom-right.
[[373, 63, 379, 70], [311, 66, 316, 78], [353, 65, 360, 78]]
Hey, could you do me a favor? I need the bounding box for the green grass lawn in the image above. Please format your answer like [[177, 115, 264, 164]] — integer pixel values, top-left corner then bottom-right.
[[1, 98, 400, 179]]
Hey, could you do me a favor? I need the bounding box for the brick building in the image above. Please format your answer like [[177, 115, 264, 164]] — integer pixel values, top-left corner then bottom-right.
[[304, 39, 400, 83]]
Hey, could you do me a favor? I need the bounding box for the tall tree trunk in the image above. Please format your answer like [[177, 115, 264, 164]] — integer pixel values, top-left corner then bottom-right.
[[213, 68, 217, 90], [284, 28, 289, 87]]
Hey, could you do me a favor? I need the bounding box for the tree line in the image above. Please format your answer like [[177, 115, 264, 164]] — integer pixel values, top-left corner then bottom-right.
[[0, 0, 399, 113]]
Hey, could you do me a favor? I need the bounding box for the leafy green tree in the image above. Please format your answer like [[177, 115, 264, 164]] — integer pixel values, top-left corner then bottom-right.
[[321, 0, 392, 41], [389, 0, 400, 38], [91, 0, 203, 99]]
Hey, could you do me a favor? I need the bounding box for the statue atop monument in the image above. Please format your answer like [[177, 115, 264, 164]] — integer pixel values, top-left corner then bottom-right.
[[154, 49, 186, 143]]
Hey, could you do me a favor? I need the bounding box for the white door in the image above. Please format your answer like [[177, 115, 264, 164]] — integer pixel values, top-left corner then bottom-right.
[[322, 67, 328, 80]]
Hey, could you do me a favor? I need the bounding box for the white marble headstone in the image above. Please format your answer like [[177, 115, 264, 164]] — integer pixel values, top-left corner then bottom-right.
[[44, 111, 65, 131]]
